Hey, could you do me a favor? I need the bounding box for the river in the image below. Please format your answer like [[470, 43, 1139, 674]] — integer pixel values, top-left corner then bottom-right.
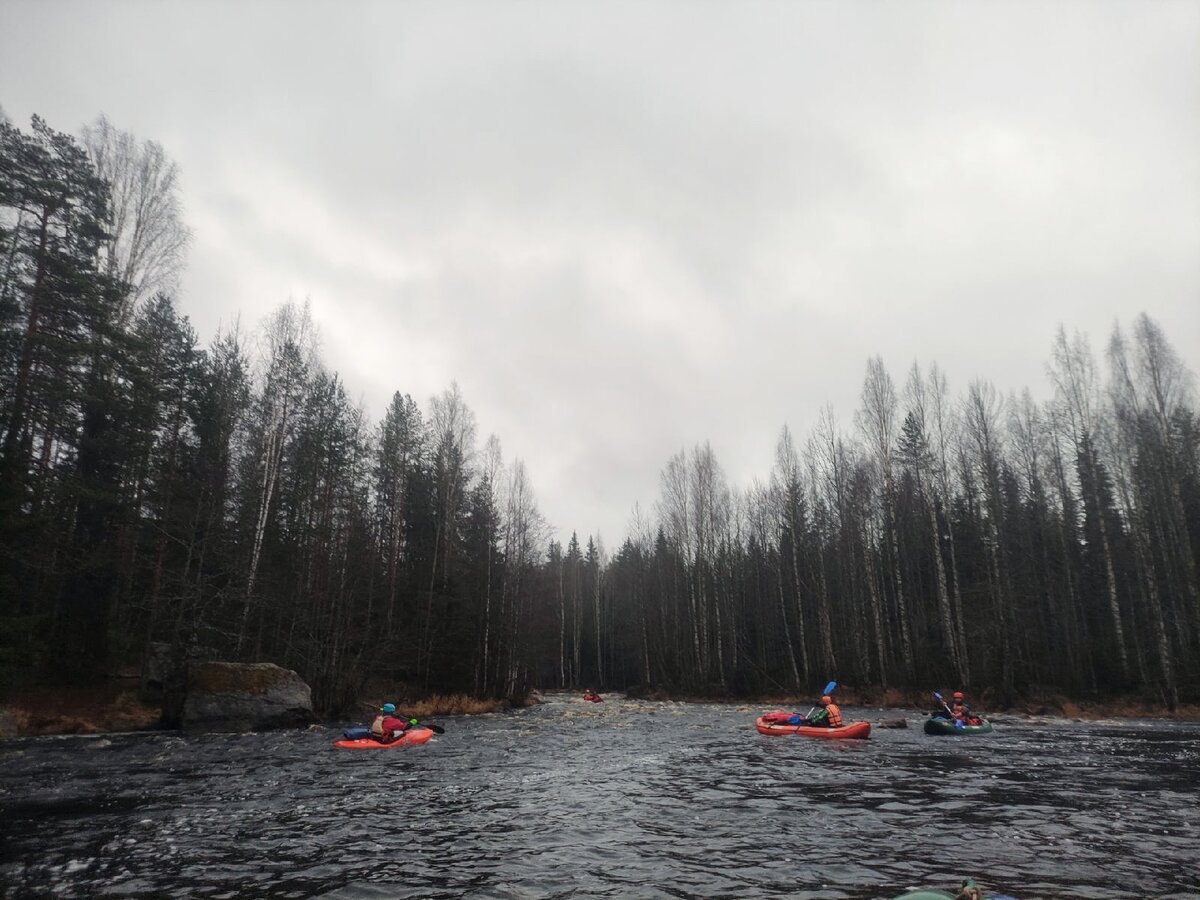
[[2, 695, 1197, 898]]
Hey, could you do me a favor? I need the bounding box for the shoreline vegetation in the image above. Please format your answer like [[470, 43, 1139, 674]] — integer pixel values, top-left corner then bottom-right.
[[622, 685, 1200, 723], [3, 681, 1197, 738]]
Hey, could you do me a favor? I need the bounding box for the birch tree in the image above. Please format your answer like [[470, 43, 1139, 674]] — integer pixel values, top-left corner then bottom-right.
[[690, 442, 728, 685], [962, 379, 1015, 691], [475, 434, 503, 693], [238, 300, 317, 652], [1112, 316, 1200, 639], [1049, 326, 1129, 680], [901, 362, 964, 683], [658, 449, 701, 678], [81, 116, 191, 315], [422, 381, 476, 680], [1106, 316, 1196, 707], [771, 425, 814, 681], [858, 356, 913, 675], [500, 457, 545, 696]]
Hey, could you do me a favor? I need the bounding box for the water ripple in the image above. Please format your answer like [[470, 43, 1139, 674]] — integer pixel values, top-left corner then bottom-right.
[[2, 698, 1198, 898]]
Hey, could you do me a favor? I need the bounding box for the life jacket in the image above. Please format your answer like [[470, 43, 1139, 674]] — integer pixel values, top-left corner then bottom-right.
[[952, 702, 967, 721], [376, 715, 409, 742], [825, 703, 843, 727], [370, 714, 386, 737]]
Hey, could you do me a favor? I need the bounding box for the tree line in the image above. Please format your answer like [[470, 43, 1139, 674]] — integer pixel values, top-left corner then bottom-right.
[[1, 111, 1196, 712], [603, 328, 1198, 710]]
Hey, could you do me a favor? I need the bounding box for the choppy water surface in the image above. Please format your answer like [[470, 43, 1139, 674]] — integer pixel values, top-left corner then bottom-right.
[[2, 696, 1198, 898]]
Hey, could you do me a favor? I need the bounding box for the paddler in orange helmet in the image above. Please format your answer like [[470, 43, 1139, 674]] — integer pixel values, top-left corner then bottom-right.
[[806, 694, 843, 728]]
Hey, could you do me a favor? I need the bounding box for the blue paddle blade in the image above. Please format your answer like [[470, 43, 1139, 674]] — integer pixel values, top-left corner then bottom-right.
[[933, 691, 944, 701], [823, 680, 837, 695]]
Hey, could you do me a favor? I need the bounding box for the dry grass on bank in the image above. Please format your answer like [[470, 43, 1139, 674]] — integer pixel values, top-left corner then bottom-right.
[[2, 683, 161, 736], [355, 675, 535, 718], [403, 693, 506, 717]]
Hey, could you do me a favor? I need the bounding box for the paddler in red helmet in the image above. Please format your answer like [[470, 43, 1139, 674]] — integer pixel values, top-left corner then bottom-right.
[[951, 691, 970, 723]]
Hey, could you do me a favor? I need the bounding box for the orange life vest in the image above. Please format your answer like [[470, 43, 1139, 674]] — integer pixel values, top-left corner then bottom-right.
[[952, 702, 967, 721], [825, 703, 843, 727]]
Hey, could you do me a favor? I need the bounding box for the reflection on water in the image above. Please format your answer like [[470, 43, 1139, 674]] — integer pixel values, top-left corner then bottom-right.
[[1, 696, 1198, 898]]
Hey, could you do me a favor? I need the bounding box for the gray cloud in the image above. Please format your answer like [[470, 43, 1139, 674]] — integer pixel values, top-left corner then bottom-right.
[[4, 0, 1198, 543]]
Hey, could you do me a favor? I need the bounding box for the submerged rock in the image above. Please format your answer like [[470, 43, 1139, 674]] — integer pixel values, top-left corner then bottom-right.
[[182, 662, 316, 733], [878, 717, 908, 729]]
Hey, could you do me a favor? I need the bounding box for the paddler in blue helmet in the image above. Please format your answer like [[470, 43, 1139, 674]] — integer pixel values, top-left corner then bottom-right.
[[370, 703, 396, 738], [371, 703, 417, 743]]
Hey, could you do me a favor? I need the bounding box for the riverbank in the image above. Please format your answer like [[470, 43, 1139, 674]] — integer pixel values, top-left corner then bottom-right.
[[0, 681, 525, 738], [4, 681, 1196, 737], [0, 680, 162, 737]]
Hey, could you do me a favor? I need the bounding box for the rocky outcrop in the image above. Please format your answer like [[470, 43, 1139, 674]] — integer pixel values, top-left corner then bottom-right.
[[144, 641, 224, 728], [181, 662, 316, 732]]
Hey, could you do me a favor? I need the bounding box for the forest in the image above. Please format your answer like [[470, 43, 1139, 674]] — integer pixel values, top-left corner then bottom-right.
[[2, 112, 1198, 714]]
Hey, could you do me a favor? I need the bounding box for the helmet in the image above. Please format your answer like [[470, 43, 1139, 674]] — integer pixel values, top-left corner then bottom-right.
[[821, 695, 832, 705], [382, 703, 396, 714], [953, 692, 964, 701]]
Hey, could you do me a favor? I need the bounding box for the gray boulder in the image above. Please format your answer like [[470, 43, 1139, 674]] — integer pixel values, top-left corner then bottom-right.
[[182, 662, 316, 732]]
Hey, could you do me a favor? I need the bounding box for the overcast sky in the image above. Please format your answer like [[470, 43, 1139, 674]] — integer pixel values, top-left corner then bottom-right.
[[3, 0, 1198, 545]]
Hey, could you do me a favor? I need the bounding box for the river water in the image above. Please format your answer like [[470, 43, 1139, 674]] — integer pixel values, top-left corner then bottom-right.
[[2, 695, 1197, 899]]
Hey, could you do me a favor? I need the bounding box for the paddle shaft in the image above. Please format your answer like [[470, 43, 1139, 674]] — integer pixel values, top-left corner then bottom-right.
[[932, 691, 956, 719]]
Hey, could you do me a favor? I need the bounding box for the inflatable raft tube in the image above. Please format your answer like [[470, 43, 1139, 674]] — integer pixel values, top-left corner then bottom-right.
[[333, 727, 435, 750], [923, 716, 994, 735], [755, 716, 871, 739]]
